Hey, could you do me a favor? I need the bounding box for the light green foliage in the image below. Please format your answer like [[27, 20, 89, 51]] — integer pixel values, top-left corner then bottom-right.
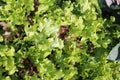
[[0, 0, 119, 79]]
